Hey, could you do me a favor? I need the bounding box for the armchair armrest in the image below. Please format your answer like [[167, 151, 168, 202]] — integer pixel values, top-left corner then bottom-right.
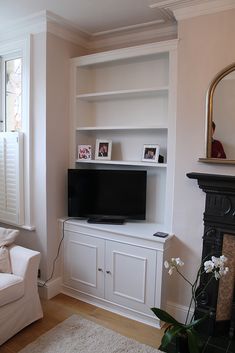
[[9, 245, 41, 280]]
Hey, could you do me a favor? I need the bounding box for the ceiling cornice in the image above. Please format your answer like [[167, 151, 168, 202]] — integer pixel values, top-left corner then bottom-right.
[[1, 1, 235, 51], [0, 10, 47, 42], [0, 9, 177, 52], [150, 0, 235, 20], [87, 23, 177, 53], [46, 10, 89, 49]]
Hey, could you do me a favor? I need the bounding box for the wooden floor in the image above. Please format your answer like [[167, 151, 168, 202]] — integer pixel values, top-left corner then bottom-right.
[[1, 294, 164, 352]]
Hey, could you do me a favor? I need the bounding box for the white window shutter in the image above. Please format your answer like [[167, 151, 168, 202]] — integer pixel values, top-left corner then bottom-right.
[[0, 132, 24, 225]]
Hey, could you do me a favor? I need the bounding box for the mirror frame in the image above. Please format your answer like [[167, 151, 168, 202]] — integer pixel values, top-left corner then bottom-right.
[[199, 62, 235, 164]]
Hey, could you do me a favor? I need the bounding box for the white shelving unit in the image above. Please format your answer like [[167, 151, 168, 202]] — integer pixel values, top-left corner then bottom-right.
[[69, 40, 177, 229]]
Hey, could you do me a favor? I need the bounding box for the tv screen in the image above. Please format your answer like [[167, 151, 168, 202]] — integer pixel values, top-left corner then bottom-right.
[[68, 169, 147, 223]]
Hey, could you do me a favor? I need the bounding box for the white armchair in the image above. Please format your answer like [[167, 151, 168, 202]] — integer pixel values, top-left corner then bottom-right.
[[0, 245, 43, 345]]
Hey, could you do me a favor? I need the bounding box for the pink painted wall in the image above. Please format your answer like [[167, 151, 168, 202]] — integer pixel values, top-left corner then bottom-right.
[[169, 9, 235, 319]]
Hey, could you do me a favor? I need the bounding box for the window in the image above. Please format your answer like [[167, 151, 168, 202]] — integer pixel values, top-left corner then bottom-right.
[[0, 36, 33, 229], [5, 57, 22, 132]]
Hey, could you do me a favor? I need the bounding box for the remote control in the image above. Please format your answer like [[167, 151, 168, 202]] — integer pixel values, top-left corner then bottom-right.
[[153, 232, 168, 238]]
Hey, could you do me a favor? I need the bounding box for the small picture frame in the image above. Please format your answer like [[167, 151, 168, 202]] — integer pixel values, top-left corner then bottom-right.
[[78, 145, 92, 160], [142, 144, 160, 163], [95, 139, 112, 160]]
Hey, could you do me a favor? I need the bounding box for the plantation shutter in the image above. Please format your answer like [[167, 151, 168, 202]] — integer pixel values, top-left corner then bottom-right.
[[0, 132, 24, 225]]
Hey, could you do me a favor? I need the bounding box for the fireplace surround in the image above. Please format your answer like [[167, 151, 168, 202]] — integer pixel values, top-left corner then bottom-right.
[[187, 172, 235, 338]]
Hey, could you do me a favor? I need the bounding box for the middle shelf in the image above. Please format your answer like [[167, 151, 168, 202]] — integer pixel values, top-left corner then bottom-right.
[[76, 87, 169, 101], [76, 159, 167, 168]]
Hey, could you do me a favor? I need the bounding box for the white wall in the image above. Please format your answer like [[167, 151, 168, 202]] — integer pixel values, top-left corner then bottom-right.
[[15, 32, 47, 278], [15, 32, 85, 285], [168, 9, 235, 316], [46, 33, 86, 280]]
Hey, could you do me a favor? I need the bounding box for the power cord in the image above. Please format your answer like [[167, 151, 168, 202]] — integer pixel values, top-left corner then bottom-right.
[[38, 217, 70, 288]]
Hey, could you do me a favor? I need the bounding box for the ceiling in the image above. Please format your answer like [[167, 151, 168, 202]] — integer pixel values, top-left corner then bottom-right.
[[0, 0, 217, 36]]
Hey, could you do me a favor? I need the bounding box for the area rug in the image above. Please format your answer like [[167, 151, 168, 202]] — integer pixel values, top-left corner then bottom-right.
[[18, 315, 162, 353]]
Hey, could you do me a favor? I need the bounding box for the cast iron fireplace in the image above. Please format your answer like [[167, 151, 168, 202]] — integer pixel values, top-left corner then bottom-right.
[[187, 172, 235, 338]]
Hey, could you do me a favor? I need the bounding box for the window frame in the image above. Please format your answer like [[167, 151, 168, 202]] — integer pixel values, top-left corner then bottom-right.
[[1, 52, 22, 133], [0, 35, 34, 230]]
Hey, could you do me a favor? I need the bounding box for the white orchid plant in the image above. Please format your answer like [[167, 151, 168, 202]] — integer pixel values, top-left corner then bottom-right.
[[151, 255, 229, 353]]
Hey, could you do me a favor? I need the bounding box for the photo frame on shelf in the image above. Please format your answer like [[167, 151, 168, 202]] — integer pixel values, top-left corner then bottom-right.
[[142, 144, 160, 163], [95, 139, 112, 160], [78, 145, 92, 160]]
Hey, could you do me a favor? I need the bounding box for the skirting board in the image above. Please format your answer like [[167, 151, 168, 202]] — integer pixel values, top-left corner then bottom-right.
[[61, 285, 161, 328], [37, 278, 194, 326], [166, 300, 194, 323], [38, 277, 62, 300]]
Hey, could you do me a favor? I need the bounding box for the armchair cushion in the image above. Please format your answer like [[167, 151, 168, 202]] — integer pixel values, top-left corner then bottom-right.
[[0, 273, 24, 307], [0, 227, 19, 247], [0, 247, 12, 273], [0, 227, 20, 274]]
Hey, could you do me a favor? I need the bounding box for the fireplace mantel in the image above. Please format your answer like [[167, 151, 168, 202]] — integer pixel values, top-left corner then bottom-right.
[[187, 172, 235, 234], [187, 172, 235, 337], [187, 172, 235, 193]]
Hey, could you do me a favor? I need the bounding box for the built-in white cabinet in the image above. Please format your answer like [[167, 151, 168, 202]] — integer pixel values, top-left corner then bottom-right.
[[69, 40, 177, 230], [62, 220, 173, 328], [65, 41, 176, 325]]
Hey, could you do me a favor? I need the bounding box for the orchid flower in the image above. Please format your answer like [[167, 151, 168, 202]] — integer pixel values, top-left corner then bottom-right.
[[151, 254, 229, 353]]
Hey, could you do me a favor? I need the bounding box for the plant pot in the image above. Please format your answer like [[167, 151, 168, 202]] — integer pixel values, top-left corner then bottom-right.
[[175, 335, 189, 353]]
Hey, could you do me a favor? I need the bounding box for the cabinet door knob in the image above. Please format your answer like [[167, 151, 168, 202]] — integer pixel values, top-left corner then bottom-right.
[[98, 268, 103, 272], [106, 270, 111, 274]]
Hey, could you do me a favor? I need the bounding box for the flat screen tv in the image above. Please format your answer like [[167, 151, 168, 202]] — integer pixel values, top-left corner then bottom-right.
[[68, 169, 147, 224]]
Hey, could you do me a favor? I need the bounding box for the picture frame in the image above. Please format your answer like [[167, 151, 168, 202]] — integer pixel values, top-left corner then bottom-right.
[[95, 139, 112, 160], [142, 144, 160, 163], [78, 145, 92, 160]]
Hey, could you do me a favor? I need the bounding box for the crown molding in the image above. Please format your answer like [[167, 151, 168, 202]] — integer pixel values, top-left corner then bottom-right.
[[150, 0, 235, 21], [0, 9, 177, 52], [174, 0, 235, 20], [87, 23, 177, 53], [46, 11, 89, 49], [92, 19, 165, 37], [0, 10, 47, 42], [0, 10, 89, 49]]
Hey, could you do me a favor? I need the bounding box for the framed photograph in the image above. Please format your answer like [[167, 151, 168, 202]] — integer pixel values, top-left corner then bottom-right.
[[142, 144, 160, 163], [78, 145, 92, 160], [95, 139, 112, 160]]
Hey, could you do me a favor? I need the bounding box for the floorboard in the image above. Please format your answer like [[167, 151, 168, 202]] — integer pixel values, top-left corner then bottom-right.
[[1, 294, 164, 352]]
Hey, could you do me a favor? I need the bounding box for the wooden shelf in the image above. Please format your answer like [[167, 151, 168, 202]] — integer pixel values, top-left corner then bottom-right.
[[76, 159, 167, 168], [76, 125, 168, 131], [76, 87, 168, 101]]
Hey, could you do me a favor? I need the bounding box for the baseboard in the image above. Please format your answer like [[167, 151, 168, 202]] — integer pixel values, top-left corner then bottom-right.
[[166, 300, 194, 323], [38, 279, 193, 326], [38, 277, 62, 299], [61, 285, 161, 328]]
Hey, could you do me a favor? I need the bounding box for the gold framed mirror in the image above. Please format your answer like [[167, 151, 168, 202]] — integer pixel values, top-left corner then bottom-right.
[[199, 63, 235, 164]]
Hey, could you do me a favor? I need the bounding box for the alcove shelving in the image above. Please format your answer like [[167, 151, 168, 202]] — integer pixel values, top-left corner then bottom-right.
[[64, 40, 177, 328], [69, 40, 177, 228]]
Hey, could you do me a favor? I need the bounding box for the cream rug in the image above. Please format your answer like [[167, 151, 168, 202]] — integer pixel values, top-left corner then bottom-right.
[[19, 315, 162, 353]]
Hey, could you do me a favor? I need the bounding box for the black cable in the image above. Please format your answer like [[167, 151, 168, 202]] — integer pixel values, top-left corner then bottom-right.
[[38, 217, 70, 288]]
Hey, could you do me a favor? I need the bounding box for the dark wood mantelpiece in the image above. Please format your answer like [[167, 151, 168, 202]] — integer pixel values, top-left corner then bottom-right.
[[187, 172, 235, 337]]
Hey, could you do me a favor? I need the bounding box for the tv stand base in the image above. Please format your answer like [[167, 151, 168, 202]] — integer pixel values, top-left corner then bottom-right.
[[87, 216, 125, 225]]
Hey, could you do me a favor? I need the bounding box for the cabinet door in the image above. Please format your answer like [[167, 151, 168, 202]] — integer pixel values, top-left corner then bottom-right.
[[105, 241, 156, 315], [63, 231, 105, 298]]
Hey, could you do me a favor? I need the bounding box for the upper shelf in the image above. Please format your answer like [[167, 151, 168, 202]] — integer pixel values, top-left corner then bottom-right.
[[76, 125, 168, 131], [76, 87, 168, 101]]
